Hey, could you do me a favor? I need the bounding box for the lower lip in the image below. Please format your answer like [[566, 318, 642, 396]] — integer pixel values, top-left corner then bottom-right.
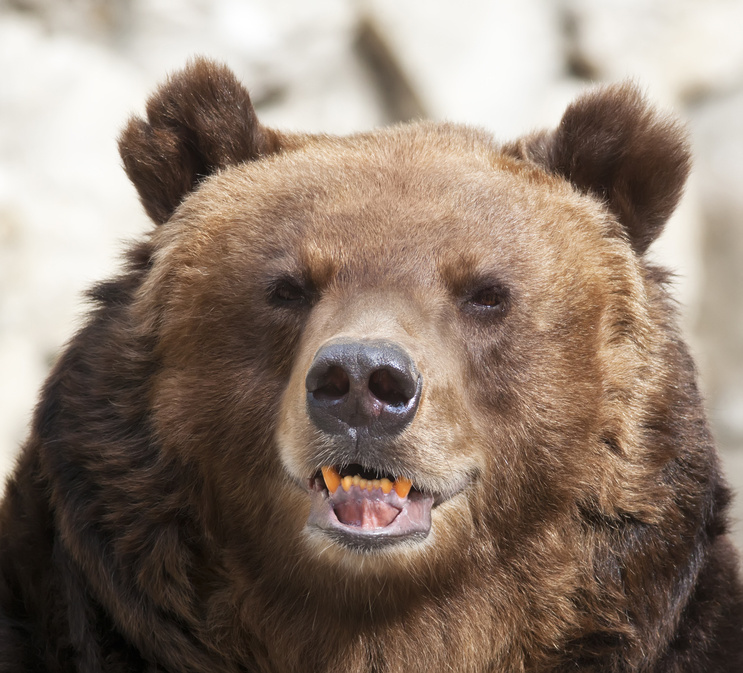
[[306, 487, 434, 550]]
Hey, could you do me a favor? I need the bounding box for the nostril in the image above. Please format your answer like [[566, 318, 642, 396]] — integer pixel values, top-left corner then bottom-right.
[[305, 339, 422, 437], [368, 369, 413, 407], [310, 365, 350, 401]]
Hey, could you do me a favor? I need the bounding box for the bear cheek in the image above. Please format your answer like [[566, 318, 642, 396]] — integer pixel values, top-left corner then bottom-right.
[[275, 350, 318, 481], [408, 359, 487, 478]]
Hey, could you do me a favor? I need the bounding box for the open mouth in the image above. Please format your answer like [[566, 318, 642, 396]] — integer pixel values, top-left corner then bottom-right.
[[306, 464, 434, 551]]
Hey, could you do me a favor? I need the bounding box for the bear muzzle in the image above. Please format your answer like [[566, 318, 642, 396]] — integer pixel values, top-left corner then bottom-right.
[[300, 339, 437, 549]]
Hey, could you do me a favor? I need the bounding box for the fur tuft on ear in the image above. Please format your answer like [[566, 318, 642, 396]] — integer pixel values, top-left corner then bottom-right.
[[118, 57, 282, 224], [504, 84, 691, 255]]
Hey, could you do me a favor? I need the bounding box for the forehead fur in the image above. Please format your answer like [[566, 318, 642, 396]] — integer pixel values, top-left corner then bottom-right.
[[157, 121, 620, 276]]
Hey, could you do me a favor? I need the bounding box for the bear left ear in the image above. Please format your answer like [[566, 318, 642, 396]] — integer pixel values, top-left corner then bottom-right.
[[119, 57, 282, 225], [504, 84, 691, 255]]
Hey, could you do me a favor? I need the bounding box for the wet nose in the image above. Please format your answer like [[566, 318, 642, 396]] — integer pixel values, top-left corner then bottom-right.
[[305, 339, 422, 438]]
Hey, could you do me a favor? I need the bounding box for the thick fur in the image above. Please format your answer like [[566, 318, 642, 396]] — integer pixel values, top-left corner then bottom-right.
[[1, 58, 741, 672]]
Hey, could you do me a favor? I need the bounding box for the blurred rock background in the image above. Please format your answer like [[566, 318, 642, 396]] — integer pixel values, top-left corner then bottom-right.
[[1, 0, 742, 550]]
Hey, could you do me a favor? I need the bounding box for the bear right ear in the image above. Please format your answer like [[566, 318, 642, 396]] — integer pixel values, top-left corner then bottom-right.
[[503, 84, 691, 256], [119, 58, 282, 225]]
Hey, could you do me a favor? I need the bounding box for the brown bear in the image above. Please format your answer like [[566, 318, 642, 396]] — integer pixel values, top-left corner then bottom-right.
[[0, 57, 741, 672]]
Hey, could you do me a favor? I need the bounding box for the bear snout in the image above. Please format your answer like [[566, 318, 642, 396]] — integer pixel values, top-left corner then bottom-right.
[[305, 338, 422, 440]]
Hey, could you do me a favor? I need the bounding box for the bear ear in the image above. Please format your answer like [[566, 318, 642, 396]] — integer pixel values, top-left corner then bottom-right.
[[504, 84, 691, 255], [118, 57, 282, 224]]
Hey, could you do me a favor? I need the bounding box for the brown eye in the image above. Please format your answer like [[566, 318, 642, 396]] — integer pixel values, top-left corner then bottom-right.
[[470, 287, 505, 308], [463, 283, 510, 318], [269, 278, 311, 307]]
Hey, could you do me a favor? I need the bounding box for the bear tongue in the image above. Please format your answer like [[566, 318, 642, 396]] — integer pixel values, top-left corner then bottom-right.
[[334, 498, 401, 529]]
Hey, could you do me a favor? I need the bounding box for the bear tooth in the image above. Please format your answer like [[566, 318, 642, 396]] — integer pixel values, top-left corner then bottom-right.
[[321, 466, 341, 493], [393, 477, 412, 499], [321, 467, 411, 497]]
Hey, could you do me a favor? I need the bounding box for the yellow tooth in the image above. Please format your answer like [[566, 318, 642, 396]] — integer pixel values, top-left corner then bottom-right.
[[326, 469, 411, 497], [321, 466, 341, 493], [393, 477, 413, 499]]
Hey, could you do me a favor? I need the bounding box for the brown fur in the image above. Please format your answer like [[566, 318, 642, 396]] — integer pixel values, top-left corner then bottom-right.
[[1, 58, 741, 672]]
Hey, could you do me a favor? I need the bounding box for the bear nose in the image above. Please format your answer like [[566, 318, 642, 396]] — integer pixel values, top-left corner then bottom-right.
[[305, 339, 422, 438]]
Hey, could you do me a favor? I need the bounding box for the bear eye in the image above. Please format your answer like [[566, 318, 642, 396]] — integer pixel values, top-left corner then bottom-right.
[[268, 277, 312, 307], [470, 287, 504, 308], [463, 284, 510, 316]]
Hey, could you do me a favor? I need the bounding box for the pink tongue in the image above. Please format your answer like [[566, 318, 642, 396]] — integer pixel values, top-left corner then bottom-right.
[[334, 499, 401, 529]]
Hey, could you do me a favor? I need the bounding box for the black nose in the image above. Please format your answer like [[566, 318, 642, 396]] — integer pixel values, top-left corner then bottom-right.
[[305, 339, 422, 438]]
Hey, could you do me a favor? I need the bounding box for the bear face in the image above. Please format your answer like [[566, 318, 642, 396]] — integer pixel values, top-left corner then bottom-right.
[[130, 79, 676, 573], [142, 131, 594, 553], [1, 58, 741, 672], [142, 125, 639, 562]]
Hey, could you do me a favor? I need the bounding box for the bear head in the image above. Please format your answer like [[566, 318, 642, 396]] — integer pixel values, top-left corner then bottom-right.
[[106, 58, 716, 669]]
